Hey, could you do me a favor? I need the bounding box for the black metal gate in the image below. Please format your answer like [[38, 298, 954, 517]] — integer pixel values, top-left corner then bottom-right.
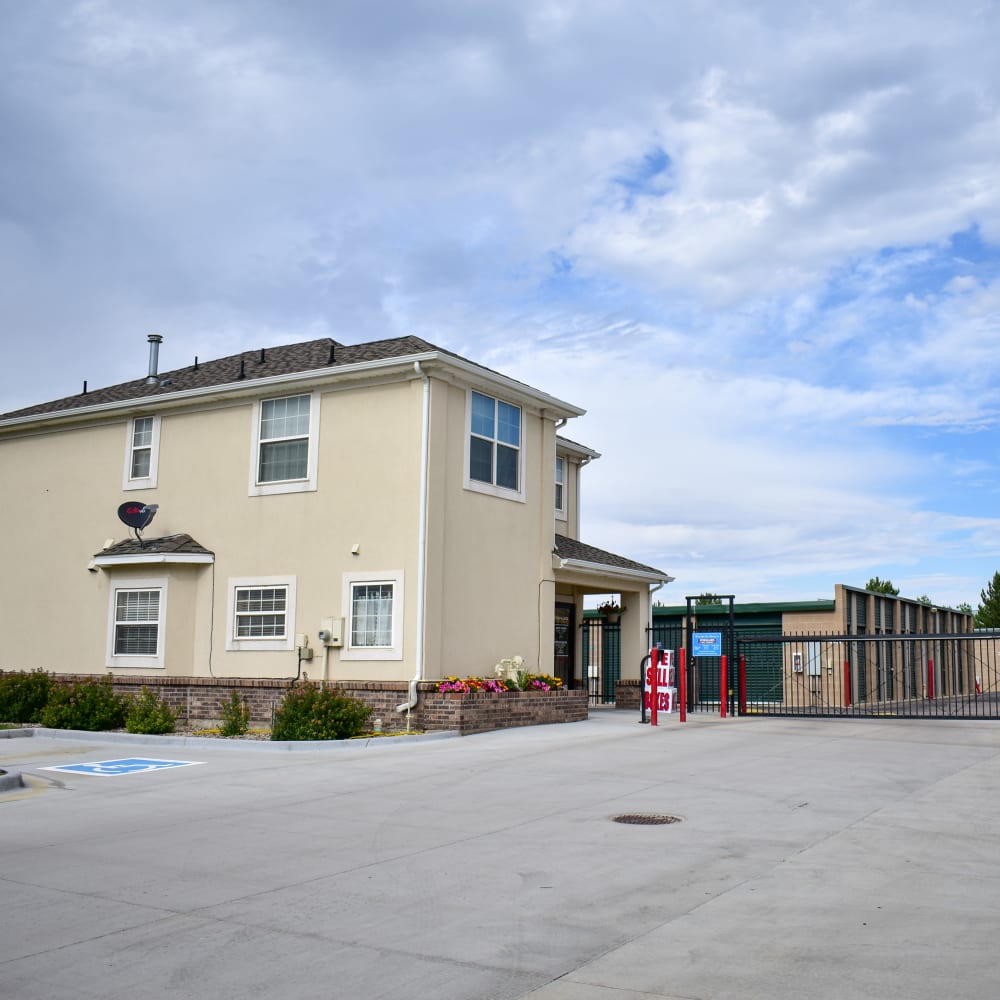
[[581, 618, 620, 705], [734, 632, 1000, 719]]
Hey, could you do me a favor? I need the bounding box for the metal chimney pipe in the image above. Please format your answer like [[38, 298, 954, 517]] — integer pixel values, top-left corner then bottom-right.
[[146, 334, 163, 385]]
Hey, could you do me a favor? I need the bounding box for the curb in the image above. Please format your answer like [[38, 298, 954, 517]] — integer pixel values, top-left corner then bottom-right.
[[5, 727, 460, 752], [0, 770, 25, 793]]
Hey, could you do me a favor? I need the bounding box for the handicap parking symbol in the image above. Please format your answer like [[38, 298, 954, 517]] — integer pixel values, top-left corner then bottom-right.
[[43, 758, 204, 777]]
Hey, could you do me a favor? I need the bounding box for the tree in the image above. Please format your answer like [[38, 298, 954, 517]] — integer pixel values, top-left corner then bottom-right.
[[865, 577, 899, 595], [695, 593, 720, 605], [957, 602, 973, 614], [915, 595, 932, 605], [974, 572, 1000, 628]]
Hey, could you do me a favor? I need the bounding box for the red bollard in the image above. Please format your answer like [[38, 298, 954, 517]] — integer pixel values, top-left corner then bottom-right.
[[679, 647, 687, 723], [927, 659, 935, 700], [843, 661, 852, 708], [720, 655, 728, 719]]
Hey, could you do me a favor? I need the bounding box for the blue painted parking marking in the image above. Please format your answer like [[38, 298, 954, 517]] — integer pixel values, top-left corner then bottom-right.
[[42, 758, 204, 777]]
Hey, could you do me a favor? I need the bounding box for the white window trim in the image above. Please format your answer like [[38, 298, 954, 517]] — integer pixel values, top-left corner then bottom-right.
[[248, 391, 320, 497], [226, 575, 297, 651], [122, 415, 161, 491], [341, 570, 404, 661], [555, 455, 567, 521], [463, 390, 526, 503], [106, 577, 167, 669]]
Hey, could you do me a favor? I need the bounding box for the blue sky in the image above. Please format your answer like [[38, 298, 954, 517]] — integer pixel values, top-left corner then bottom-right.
[[2, 0, 1000, 609]]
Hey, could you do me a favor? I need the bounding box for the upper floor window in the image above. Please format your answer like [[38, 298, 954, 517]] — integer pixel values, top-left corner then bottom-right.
[[249, 392, 319, 496], [555, 456, 566, 517], [466, 390, 523, 499], [123, 415, 160, 490]]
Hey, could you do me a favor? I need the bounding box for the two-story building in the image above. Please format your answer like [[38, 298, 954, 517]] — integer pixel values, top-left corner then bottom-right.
[[0, 334, 672, 717]]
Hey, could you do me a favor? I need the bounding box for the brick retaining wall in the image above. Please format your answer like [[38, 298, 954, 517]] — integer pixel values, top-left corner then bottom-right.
[[9, 673, 589, 735]]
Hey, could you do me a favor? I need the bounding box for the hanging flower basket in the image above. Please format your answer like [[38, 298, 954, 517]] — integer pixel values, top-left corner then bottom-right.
[[597, 600, 626, 624]]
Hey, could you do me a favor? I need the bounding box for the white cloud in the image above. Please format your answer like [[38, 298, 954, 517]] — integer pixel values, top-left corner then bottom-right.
[[3, 0, 1000, 608]]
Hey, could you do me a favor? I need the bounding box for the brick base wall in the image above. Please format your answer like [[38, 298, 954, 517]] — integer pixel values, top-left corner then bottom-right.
[[27, 674, 589, 736], [615, 678, 641, 710]]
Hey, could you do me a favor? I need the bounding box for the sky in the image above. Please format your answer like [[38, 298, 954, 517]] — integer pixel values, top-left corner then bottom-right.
[[2, 0, 1000, 611]]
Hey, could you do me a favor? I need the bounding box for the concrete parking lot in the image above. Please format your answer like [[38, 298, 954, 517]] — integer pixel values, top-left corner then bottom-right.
[[3, 710, 1000, 999]]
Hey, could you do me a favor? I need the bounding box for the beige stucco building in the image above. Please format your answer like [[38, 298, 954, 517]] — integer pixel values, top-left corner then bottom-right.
[[0, 335, 672, 709]]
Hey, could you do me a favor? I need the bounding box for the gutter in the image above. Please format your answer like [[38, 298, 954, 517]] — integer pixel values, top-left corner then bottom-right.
[[92, 553, 215, 567], [555, 555, 674, 586], [397, 361, 430, 715]]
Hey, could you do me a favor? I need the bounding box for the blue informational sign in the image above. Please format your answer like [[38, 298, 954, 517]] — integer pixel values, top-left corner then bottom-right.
[[43, 758, 204, 777], [692, 632, 723, 657]]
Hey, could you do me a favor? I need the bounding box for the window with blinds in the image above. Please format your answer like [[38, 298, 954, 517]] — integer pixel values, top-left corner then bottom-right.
[[114, 588, 161, 656], [234, 586, 288, 639], [258, 394, 310, 483]]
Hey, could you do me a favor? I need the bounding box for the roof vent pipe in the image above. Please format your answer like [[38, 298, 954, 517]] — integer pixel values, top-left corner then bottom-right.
[[146, 334, 163, 385]]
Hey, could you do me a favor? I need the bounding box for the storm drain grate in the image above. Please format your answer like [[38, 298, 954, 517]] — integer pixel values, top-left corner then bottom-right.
[[612, 813, 682, 826]]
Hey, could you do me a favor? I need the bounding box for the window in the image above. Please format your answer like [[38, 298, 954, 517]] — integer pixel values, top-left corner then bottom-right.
[[106, 579, 166, 668], [114, 589, 160, 654], [341, 570, 404, 660], [226, 576, 296, 650], [123, 415, 160, 489], [351, 583, 394, 647], [466, 390, 523, 499], [555, 455, 566, 517], [234, 586, 288, 639], [249, 392, 320, 496]]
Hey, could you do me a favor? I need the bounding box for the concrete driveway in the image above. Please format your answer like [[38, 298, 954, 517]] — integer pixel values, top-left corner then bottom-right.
[[2, 710, 999, 999]]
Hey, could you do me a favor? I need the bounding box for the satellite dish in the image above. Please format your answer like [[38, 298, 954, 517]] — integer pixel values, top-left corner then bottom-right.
[[118, 502, 159, 530]]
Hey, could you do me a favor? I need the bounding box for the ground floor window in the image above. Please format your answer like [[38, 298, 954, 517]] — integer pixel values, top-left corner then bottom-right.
[[341, 570, 404, 660], [351, 582, 394, 647], [107, 578, 167, 668], [226, 576, 297, 651], [234, 585, 288, 639]]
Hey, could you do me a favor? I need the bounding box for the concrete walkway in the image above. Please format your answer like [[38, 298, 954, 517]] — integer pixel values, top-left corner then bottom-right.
[[2, 710, 999, 999]]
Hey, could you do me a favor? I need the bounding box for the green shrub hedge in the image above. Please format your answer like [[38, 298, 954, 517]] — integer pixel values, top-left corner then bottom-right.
[[39, 676, 128, 731], [271, 683, 371, 741], [0, 669, 52, 723]]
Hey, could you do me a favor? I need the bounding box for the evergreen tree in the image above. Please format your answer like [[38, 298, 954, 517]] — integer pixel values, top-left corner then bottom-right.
[[865, 576, 899, 595], [974, 572, 1000, 628]]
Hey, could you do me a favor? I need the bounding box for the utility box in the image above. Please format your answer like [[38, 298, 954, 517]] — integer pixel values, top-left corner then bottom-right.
[[317, 617, 344, 647]]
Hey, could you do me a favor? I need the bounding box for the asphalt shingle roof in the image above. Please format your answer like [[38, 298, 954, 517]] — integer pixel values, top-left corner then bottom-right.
[[95, 534, 214, 558], [1, 335, 444, 421], [554, 533, 670, 579]]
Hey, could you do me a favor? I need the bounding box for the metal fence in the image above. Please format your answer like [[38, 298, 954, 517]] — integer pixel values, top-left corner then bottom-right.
[[726, 632, 1000, 719], [581, 618, 620, 704]]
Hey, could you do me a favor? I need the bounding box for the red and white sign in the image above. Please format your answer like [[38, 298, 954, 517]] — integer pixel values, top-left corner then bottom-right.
[[645, 649, 677, 720]]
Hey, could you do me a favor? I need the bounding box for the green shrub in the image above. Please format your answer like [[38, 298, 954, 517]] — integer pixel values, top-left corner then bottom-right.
[[39, 676, 127, 731], [219, 690, 251, 737], [0, 670, 52, 723], [271, 683, 371, 741], [125, 687, 177, 734]]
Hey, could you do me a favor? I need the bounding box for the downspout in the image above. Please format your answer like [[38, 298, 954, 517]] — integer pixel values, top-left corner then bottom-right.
[[648, 581, 665, 639], [396, 361, 430, 713]]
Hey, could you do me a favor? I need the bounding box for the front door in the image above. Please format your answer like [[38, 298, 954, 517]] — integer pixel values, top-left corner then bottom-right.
[[554, 602, 575, 689]]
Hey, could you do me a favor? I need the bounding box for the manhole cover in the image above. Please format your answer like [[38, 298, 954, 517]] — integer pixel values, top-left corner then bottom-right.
[[612, 813, 682, 825]]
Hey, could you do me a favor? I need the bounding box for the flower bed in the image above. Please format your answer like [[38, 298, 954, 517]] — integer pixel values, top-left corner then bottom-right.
[[436, 673, 562, 693]]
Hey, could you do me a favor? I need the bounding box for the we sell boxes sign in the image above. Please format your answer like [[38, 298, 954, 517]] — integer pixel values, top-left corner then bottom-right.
[[644, 650, 677, 714]]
